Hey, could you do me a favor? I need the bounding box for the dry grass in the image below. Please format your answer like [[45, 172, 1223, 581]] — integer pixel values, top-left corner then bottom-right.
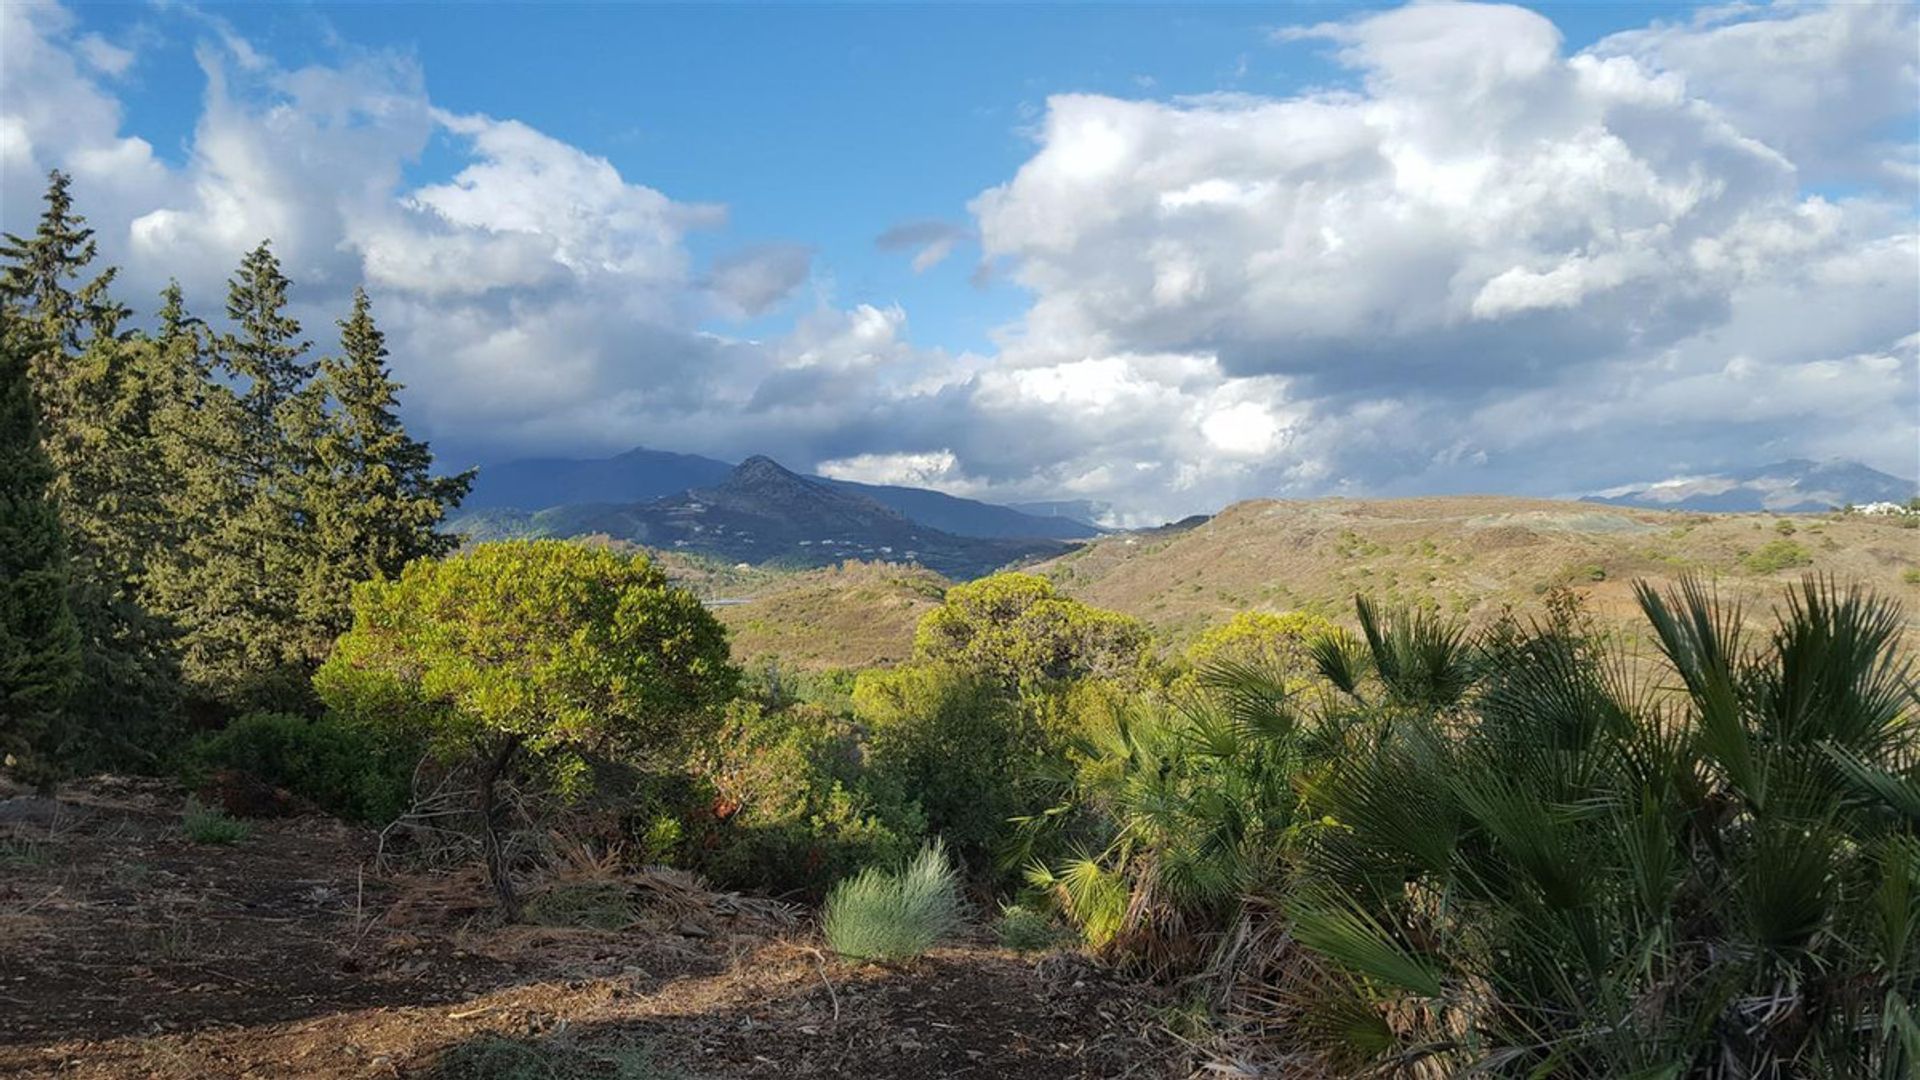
[[1033, 496, 1920, 651], [698, 499, 1917, 670], [714, 560, 950, 670]]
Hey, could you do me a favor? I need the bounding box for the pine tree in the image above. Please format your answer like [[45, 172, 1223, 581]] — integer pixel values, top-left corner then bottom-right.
[[0, 310, 80, 785], [295, 287, 473, 658], [0, 173, 177, 767], [0, 170, 127, 358], [150, 243, 318, 709], [220, 241, 313, 473]]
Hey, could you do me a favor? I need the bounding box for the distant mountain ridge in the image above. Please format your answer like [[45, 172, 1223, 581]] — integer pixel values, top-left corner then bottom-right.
[[461, 446, 734, 511], [1585, 459, 1917, 513], [462, 445, 1101, 540], [452, 456, 1071, 580]]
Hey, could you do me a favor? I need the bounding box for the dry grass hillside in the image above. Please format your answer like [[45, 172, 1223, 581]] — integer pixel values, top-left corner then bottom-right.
[[697, 499, 1918, 671], [713, 560, 950, 669], [1034, 496, 1920, 652]]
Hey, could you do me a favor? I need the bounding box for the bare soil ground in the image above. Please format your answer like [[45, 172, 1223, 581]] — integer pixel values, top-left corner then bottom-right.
[[0, 779, 1174, 1079]]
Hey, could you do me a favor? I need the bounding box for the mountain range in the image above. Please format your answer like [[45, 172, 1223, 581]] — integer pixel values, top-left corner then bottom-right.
[[452, 455, 1074, 580], [1584, 459, 1917, 513], [460, 446, 1101, 541]]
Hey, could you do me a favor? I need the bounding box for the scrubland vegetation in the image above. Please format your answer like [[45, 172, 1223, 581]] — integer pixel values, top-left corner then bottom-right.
[[5, 174, 1919, 1078]]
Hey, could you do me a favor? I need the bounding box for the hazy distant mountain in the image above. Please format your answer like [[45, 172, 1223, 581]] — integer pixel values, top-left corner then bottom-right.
[[463, 446, 733, 510], [1007, 499, 1111, 528], [463, 445, 1098, 540], [452, 456, 1069, 579], [1585, 459, 1917, 513], [816, 479, 1100, 540]]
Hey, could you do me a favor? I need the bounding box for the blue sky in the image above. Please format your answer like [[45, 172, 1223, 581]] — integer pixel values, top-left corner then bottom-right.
[[7, 1, 1916, 519], [75, 1, 1704, 354]]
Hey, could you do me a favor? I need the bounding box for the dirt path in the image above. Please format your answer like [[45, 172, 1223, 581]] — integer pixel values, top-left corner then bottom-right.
[[0, 780, 1173, 1079]]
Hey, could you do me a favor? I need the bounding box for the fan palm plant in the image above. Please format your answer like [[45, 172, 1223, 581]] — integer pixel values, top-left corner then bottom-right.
[[1025, 658, 1317, 969], [1284, 576, 1919, 1077]]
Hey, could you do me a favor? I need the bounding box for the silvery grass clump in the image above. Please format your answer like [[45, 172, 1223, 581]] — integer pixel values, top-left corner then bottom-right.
[[823, 839, 962, 961]]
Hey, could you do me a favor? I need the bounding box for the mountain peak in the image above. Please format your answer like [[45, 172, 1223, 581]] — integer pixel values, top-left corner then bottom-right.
[[728, 455, 806, 488]]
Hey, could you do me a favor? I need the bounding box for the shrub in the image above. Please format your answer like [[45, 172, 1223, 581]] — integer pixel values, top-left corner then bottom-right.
[[1742, 537, 1813, 573], [823, 840, 962, 962], [854, 664, 1040, 870], [181, 711, 418, 823], [1028, 661, 1308, 959], [996, 903, 1069, 952], [1903, 568, 1920, 586], [913, 572, 1152, 687], [687, 700, 923, 899], [181, 797, 250, 845], [1280, 577, 1919, 1075], [315, 541, 738, 919], [1182, 610, 1339, 673]]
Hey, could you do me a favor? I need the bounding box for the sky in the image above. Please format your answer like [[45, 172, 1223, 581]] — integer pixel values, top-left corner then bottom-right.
[[4, 0, 1916, 523]]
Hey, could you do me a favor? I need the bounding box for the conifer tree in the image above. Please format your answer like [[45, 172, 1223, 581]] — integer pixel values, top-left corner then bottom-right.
[[150, 243, 316, 708], [295, 287, 473, 657], [0, 311, 80, 785], [0, 173, 176, 766], [0, 170, 127, 358]]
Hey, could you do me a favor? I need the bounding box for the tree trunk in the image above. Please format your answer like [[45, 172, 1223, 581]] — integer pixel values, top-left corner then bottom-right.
[[476, 734, 522, 921]]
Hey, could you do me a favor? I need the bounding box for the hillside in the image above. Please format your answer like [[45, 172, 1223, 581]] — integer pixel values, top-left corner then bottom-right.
[[714, 560, 950, 670], [704, 497, 1920, 671], [1034, 496, 1920, 650]]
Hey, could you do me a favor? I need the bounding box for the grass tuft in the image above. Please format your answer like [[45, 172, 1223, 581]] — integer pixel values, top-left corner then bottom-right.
[[823, 839, 961, 962], [181, 797, 251, 845]]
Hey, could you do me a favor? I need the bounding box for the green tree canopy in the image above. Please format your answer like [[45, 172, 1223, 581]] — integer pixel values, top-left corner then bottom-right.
[[294, 287, 472, 660], [315, 540, 739, 916], [913, 572, 1151, 687], [1183, 609, 1339, 672], [0, 312, 79, 784]]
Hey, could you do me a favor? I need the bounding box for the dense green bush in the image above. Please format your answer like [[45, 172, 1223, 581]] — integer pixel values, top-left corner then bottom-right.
[[181, 711, 419, 823], [315, 540, 738, 918], [1026, 579, 1919, 1075], [1742, 536, 1813, 573], [686, 699, 923, 899], [1027, 659, 1310, 961], [1280, 581, 1917, 1074], [823, 840, 962, 962], [854, 663, 1044, 871], [914, 572, 1153, 688]]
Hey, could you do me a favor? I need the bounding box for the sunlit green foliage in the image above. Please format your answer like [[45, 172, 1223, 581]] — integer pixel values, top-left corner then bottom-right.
[[823, 840, 962, 962], [914, 572, 1152, 688], [1028, 658, 1310, 962], [1743, 536, 1814, 574], [315, 540, 738, 917], [853, 663, 1040, 869], [1280, 577, 1919, 1076], [689, 698, 923, 898], [1181, 609, 1338, 672]]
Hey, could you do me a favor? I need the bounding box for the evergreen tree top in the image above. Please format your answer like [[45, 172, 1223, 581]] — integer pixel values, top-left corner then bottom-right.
[[0, 170, 125, 349]]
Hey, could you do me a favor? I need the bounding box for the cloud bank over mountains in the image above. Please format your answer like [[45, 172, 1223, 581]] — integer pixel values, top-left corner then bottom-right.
[[3, 0, 1913, 522]]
